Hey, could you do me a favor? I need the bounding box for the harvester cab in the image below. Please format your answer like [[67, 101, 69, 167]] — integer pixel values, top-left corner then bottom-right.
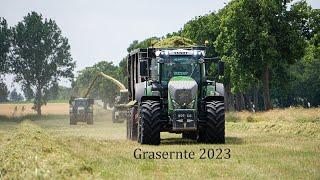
[[69, 97, 94, 125], [112, 89, 129, 123], [127, 47, 225, 145]]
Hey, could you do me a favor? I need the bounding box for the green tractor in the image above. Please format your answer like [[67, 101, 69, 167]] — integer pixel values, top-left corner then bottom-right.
[[126, 47, 225, 145], [69, 98, 94, 125]]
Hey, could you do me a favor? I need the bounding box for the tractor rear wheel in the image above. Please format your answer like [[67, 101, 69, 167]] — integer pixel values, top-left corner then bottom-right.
[[127, 107, 138, 140], [70, 113, 77, 125], [139, 100, 161, 145], [112, 108, 116, 123], [205, 101, 225, 144], [87, 113, 93, 125]]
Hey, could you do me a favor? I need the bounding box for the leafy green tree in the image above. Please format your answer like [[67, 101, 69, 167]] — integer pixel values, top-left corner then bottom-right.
[[165, 31, 182, 39], [9, 88, 23, 102], [127, 40, 139, 53], [287, 38, 320, 107], [56, 86, 72, 100], [118, 58, 128, 86], [22, 84, 34, 101], [0, 17, 11, 75], [182, 13, 220, 57], [11, 12, 75, 115], [215, 0, 306, 110], [44, 80, 59, 100], [127, 37, 160, 52], [0, 81, 9, 102], [267, 1, 320, 107]]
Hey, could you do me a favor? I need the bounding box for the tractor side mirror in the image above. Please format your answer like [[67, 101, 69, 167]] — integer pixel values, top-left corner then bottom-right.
[[218, 61, 224, 76], [140, 59, 148, 77]]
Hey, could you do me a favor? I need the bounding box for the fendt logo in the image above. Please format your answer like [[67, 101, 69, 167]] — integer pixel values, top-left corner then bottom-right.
[[173, 51, 188, 55]]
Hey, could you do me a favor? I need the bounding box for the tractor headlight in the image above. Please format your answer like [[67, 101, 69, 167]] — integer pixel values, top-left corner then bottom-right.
[[172, 99, 195, 109], [172, 99, 180, 108], [186, 100, 195, 109]]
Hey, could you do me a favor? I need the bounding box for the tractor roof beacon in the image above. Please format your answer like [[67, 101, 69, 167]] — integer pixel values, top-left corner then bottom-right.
[[126, 47, 225, 145]]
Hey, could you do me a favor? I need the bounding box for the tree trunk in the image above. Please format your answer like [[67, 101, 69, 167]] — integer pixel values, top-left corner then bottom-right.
[[243, 93, 249, 110], [35, 86, 42, 116], [235, 92, 245, 111], [253, 86, 259, 111], [235, 93, 240, 111], [224, 83, 234, 111], [240, 93, 245, 110], [263, 64, 272, 110]]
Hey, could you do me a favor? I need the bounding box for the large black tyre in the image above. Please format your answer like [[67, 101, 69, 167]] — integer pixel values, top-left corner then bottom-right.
[[70, 113, 77, 125], [87, 113, 93, 125], [127, 107, 138, 140], [126, 110, 130, 139], [197, 130, 206, 143], [112, 108, 116, 123], [205, 101, 225, 144], [139, 100, 161, 145]]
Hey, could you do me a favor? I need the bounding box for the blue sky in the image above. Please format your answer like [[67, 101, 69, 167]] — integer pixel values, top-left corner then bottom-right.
[[1, 0, 319, 90]]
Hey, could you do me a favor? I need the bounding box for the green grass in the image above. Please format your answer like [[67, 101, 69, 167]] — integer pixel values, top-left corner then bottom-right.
[[0, 107, 319, 179]]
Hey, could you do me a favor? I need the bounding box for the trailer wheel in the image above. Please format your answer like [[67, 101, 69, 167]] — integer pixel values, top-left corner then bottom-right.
[[139, 100, 161, 145], [205, 101, 225, 144], [112, 108, 116, 123], [70, 113, 77, 125], [126, 110, 130, 139], [87, 113, 93, 125], [127, 107, 138, 140]]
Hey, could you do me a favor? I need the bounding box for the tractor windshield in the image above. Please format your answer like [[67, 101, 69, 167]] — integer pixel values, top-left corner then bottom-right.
[[75, 100, 87, 107], [161, 55, 200, 85]]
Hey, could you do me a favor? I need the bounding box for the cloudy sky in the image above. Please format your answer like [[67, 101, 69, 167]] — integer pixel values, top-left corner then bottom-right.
[[1, 0, 319, 89]]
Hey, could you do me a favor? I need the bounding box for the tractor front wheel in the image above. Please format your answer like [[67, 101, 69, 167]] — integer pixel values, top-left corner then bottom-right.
[[127, 107, 138, 140], [205, 101, 225, 144], [139, 100, 161, 145]]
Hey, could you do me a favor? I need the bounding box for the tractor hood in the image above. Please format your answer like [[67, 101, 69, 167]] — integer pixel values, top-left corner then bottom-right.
[[168, 76, 198, 107]]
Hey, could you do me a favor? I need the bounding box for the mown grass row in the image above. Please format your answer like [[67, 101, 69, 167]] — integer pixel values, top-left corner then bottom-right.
[[226, 107, 320, 123], [0, 121, 93, 179]]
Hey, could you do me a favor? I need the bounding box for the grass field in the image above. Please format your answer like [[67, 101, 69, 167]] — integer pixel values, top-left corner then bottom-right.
[[0, 103, 319, 179]]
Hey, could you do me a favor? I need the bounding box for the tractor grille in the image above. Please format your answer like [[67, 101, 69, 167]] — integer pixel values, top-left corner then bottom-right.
[[168, 80, 197, 106], [175, 89, 193, 105]]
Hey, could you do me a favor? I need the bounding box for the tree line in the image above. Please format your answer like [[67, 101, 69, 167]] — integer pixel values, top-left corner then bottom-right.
[[124, 0, 320, 111]]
